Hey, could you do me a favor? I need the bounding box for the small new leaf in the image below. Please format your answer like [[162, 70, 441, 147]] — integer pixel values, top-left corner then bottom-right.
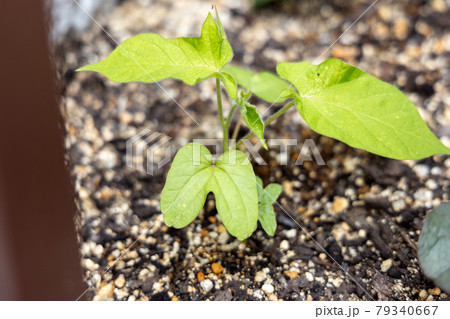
[[233, 92, 267, 149], [277, 58, 450, 160], [78, 12, 236, 97], [223, 65, 290, 103], [255, 176, 282, 236], [161, 143, 258, 240]]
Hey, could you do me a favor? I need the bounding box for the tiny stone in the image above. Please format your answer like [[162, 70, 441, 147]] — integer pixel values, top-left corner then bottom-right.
[[282, 180, 293, 197], [392, 200, 406, 212], [305, 272, 314, 282], [332, 197, 349, 213], [419, 289, 428, 301], [284, 229, 297, 239], [114, 275, 126, 289], [262, 283, 274, 294], [253, 289, 263, 299], [381, 259, 392, 272], [255, 270, 267, 282], [197, 272, 205, 282], [200, 279, 213, 292], [284, 271, 299, 279], [211, 263, 224, 274], [413, 165, 430, 178], [428, 287, 441, 296], [280, 240, 289, 251], [94, 283, 115, 301]]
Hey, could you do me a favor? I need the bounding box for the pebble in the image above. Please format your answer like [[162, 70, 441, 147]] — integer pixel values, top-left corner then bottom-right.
[[114, 275, 126, 288], [282, 180, 293, 197], [284, 229, 297, 239], [96, 146, 119, 169], [218, 231, 229, 244], [200, 279, 213, 292], [253, 290, 263, 299], [255, 271, 267, 282], [280, 240, 289, 251], [211, 263, 224, 274], [262, 283, 274, 294], [305, 272, 314, 282], [419, 289, 428, 301], [197, 272, 205, 282], [94, 283, 115, 301], [428, 287, 441, 296], [284, 271, 299, 279], [380, 259, 393, 272], [392, 200, 406, 212], [332, 197, 349, 214], [413, 165, 430, 178]]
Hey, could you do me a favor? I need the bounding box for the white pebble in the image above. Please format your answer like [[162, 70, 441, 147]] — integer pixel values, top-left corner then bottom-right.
[[200, 279, 213, 292], [413, 164, 430, 178], [255, 271, 267, 282], [305, 272, 314, 282], [280, 240, 290, 251], [262, 283, 274, 294]]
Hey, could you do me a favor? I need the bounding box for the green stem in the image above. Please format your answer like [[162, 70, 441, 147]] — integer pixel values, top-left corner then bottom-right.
[[234, 100, 296, 149], [225, 103, 237, 129], [216, 78, 228, 150]]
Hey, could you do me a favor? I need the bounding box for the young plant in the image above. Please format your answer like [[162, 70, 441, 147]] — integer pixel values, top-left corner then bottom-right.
[[78, 9, 450, 241]]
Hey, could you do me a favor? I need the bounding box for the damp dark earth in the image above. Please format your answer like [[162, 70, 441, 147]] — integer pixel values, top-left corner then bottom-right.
[[55, 0, 450, 300]]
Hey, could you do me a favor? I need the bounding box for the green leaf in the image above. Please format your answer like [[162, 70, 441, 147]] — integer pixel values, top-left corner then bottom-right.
[[207, 150, 259, 240], [254, 177, 282, 236], [277, 58, 450, 160], [161, 143, 213, 229], [258, 203, 277, 236], [418, 202, 450, 293], [233, 93, 268, 149], [223, 65, 290, 103], [260, 183, 283, 204], [161, 143, 258, 240], [77, 13, 233, 92]]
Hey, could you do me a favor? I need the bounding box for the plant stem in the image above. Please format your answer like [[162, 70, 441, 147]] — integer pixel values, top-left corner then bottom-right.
[[225, 103, 237, 129], [216, 78, 228, 150], [231, 117, 242, 142], [234, 100, 296, 149]]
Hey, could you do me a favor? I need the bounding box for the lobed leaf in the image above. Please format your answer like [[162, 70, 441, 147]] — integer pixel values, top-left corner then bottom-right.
[[161, 143, 258, 240], [223, 64, 290, 103], [277, 58, 450, 160], [78, 13, 236, 97]]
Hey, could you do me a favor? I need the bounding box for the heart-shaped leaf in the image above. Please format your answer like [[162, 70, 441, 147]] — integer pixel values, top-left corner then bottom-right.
[[277, 58, 450, 160], [161, 143, 258, 240]]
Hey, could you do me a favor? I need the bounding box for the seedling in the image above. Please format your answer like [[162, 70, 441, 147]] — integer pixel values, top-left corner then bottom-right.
[[78, 9, 450, 240]]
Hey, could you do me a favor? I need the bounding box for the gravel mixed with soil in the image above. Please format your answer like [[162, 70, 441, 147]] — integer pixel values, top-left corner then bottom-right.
[[54, 0, 450, 300]]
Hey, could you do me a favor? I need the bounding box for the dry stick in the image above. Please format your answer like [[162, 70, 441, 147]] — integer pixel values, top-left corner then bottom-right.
[[234, 100, 296, 149]]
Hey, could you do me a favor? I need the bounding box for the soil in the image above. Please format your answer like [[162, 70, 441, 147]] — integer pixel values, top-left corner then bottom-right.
[[54, 0, 450, 300]]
